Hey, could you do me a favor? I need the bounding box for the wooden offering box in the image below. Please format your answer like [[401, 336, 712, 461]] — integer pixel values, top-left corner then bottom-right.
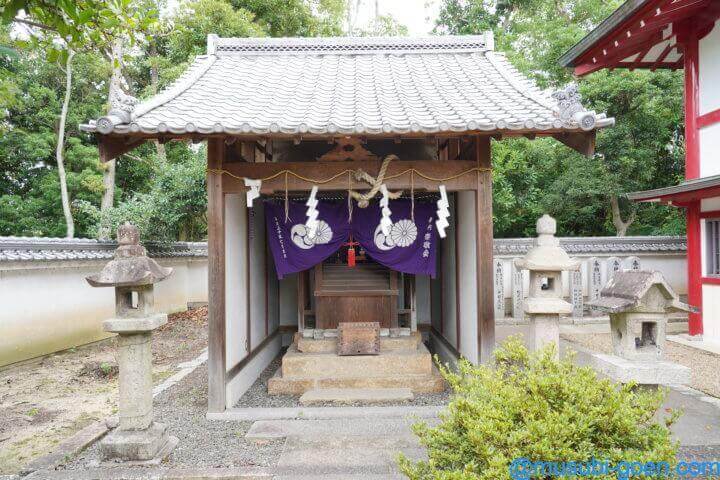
[[337, 321, 381, 356]]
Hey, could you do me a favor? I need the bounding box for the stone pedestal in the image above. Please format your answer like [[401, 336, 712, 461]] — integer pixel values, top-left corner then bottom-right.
[[85, 223, 176, 463], [100, 314, 177, 462]]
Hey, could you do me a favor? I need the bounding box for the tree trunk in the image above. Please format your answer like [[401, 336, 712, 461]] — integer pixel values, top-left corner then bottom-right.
[[57, 50, 75, 239], [609, 195, 637, 237], [149, 40, 167, 165], [100, 40, 124, 225]]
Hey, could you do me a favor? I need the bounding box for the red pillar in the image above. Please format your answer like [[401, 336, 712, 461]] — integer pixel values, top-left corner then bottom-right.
[[687, 201, 703, 335], [682, 22, 703, 334]]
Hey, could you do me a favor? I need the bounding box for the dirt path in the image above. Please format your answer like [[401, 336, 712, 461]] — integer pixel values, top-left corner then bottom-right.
[[0, 306, 208, 475]]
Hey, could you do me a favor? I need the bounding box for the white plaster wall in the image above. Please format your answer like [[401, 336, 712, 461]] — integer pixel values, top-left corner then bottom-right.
[[701, 198, 720, 212], [415, 275, 431, 326], [249, 203, 268, 350], [0, 257, 208, 367], [225, 194, 249, 368], [699, 20, 720, 116], [699, 123, 720, 178], [439, 194, 458, 349], [456, 191, 478, 364], [493, 252, 687, 303], [702, 284, 720, 343]]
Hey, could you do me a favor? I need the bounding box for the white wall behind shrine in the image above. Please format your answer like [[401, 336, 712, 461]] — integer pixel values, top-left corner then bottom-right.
[[0, 257, 207, 367], [699, 19, 720, 116]]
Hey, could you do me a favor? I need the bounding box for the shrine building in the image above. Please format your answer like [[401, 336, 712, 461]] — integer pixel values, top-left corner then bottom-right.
[[560, 0, 720, 343], [83, 35, 613, 413]]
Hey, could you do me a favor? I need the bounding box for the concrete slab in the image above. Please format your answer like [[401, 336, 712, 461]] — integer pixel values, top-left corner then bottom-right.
[[245, 417, 434, 440], [659, 387, 720, 447], [587, 353, 690, 386], [275, 434, 426, 476], [668, 335, 720, 355], [209, 405, 444, 421], [299, 388, 413, 405]]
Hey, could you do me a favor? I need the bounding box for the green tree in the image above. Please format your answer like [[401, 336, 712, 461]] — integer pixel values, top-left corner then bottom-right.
[[1, 0, 158, 237], [436, 0, 685, 237]]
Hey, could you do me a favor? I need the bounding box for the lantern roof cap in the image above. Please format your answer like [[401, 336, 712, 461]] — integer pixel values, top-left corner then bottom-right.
[[587, 270, 697, 313], [514, 214, 580, 271], [85, 223, 172, 288]]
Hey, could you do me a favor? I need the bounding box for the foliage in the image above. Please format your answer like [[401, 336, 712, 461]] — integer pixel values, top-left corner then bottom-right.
[[81, 147, 208, 241], [1, 0, 158, 60], [436, 0, 686, 237], [399, 338, 678, 479], [0, 0, 347, 239], [355, 14, 408, 36]]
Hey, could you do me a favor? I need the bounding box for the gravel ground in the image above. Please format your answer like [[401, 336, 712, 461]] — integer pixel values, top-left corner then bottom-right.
[[59, 364, 284, 471], [562, 332, 720, 398], [234, 348, 451, 408], [0, 306, 210, 475]]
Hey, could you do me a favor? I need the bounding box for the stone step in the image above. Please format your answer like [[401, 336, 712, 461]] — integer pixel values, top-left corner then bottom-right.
[[281, 344, 433, 378], [267, 367, 445, 395], [297, 332, 421, 353], [299, 388, 414, 405]]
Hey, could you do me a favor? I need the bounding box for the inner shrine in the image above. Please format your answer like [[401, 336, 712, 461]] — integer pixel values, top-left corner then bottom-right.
[[82, 34, 613, 413]]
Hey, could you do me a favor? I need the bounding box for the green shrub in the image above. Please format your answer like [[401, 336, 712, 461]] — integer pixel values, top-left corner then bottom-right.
[[399, 337, 678, 479]]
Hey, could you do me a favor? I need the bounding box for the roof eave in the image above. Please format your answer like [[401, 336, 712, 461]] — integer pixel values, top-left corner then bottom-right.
[[558, 0, 651, 68]]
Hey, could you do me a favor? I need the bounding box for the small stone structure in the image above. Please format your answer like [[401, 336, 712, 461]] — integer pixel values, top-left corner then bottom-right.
[[515, 214, 579, 356], [587, 270, 694, 386], [86, 223, 178, 462]]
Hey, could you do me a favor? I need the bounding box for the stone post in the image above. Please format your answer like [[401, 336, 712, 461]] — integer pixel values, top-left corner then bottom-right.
[[494, 259, 505, 319], [511, 264, 524, 321], [569, 268, 583, 318], [86, 223, 177, 462], [514, 215, 579, 357]]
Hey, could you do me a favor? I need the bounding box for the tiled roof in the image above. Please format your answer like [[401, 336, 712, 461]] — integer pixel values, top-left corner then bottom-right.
[[0, 237, 208, 263], [82, 35, 614, 137]]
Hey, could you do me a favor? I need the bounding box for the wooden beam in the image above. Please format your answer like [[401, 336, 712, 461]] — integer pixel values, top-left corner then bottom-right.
[[552, 132, 596, 158], [207, 138, 226, 413], [475, 136, 495, 364], [98, 135, 146, 163], [221, 159, 481, 193]]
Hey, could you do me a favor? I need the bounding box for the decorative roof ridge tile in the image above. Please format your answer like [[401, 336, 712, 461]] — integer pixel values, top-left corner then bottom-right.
[[213, 35, 490, 56]]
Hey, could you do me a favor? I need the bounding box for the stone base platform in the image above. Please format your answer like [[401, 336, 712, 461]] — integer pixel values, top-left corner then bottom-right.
[[100, 421, 178, 463], [299, 387, 414, 405], [269, 333, 445, 396], [588, 352, 691, 386]]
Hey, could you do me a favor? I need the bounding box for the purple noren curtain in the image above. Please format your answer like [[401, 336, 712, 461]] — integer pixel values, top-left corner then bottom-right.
[[264, 198, 437, 278]]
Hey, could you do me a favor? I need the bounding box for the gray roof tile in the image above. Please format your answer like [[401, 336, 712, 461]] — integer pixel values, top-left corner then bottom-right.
[[83, 35, 613, 136]]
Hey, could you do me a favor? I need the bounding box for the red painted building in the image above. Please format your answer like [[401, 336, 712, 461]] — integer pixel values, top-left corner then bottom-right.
[[560, 0, 720, 340]]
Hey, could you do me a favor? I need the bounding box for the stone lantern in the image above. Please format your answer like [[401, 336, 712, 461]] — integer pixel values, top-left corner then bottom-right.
[[514, 214, 579, 356], [86, 222, 177, 462], [586, 270, 694, 386]]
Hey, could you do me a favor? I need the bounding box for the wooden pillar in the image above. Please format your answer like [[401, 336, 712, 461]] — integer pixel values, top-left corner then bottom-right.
[[207, 138, 226, 412], [475, 136, 495, 363]]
